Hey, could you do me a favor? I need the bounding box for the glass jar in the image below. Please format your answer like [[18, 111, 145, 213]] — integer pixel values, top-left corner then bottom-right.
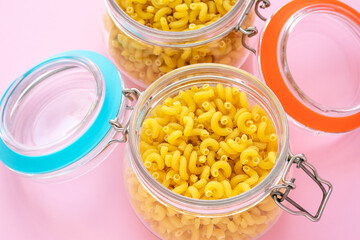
[[123, 64, 332, 240], [0, 51, 332, 239], [102, 0, 258, 88]]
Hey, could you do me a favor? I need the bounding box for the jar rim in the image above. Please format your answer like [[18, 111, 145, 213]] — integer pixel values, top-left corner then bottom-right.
[[104, 0, 250, 47], [128, 63, 290, 215]]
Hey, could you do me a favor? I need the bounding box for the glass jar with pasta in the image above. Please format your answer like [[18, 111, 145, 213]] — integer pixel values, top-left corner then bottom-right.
[[0, 52, 332, 239], [102, 0, 261, 87], [121, 63, 332, 240]]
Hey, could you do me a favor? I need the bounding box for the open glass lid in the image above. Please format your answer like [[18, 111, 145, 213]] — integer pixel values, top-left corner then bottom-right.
[[258, 0, 360, 133], [0, 50, 123, 174]]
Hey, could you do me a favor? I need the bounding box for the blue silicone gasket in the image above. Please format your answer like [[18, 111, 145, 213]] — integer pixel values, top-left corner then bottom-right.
[[0, 50, 123, 174]]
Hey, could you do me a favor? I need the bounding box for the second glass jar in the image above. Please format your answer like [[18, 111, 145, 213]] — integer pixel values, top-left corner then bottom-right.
[[102, 0, 257, 87]]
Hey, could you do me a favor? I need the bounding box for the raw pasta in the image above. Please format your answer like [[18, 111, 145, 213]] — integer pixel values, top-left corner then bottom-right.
[[102, 0, 255, 85], [117, 0, 237, 31], [140, 83, 278, 200], [126, 169, 281, 240]]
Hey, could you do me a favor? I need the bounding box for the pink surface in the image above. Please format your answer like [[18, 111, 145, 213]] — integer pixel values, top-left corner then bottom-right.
[[0, 0, 359, 239]]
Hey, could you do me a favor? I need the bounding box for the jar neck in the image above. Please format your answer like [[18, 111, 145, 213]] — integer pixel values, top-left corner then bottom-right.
[[128, 64, 290, 216], [105, 0, 250, 47]]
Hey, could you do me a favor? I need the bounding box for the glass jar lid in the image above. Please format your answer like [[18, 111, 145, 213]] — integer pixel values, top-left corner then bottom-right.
[[0, 50, 123, 174], [258, 0, 360, 133]]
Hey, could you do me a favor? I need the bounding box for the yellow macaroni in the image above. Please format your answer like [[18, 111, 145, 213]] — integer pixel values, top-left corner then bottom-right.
[[134, 83, 281, 238], [126, 169, 281, 240], [103, 0, 255, 85], [140, 83, 278, 201]]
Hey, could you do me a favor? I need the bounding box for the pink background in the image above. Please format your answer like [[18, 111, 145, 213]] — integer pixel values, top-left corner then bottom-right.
[[0, 0, 359, 239]]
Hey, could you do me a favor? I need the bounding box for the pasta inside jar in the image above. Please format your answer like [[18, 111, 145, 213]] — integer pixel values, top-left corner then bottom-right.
[[126, 170, 280, 240], [140, 83, 278, 200], [103, 0, 255, 86], [124, 64, 288, 240]]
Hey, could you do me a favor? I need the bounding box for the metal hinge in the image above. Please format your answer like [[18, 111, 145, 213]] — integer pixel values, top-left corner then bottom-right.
[[235, 0, 271, 54], [109, 88, 141, 144]]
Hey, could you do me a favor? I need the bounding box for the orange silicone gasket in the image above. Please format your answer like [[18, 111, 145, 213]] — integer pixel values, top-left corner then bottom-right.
[[260, 0, 360, 133]]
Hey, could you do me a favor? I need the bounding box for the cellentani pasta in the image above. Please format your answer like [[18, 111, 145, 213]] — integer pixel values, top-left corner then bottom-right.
[[126, 170, 280, 240], [102, 0, 255, 85], [116, 0, 237, 31], [126, 83, 281, 239], [140, 83, 278, 200]]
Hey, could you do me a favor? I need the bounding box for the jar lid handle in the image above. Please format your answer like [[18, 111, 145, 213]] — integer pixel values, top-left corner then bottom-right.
[[270, 153, 333, 222]]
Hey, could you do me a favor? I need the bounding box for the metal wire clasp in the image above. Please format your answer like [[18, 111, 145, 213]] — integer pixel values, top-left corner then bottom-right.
[[235, 0, 271, 54], [270, 153, 333, 222], [109, 88, 141, 144]]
